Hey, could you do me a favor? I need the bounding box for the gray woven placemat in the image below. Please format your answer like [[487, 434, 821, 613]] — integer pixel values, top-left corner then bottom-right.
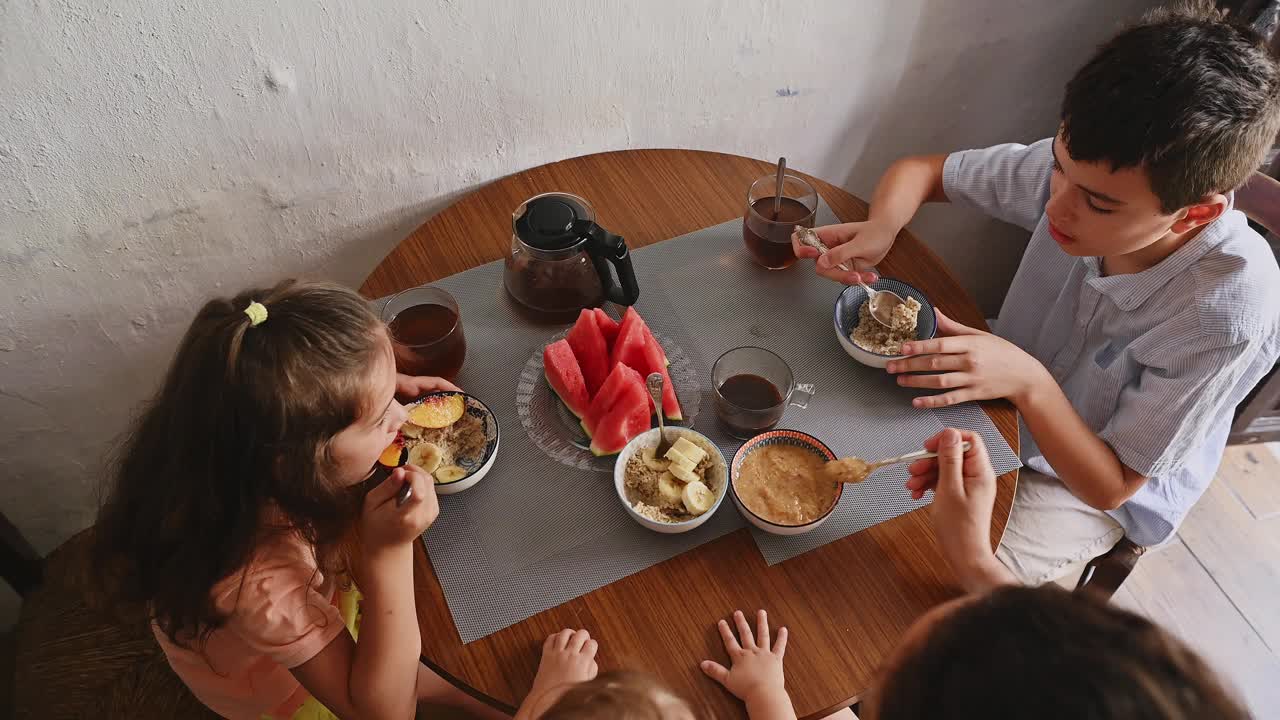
[[396, 202, 1019, 643]]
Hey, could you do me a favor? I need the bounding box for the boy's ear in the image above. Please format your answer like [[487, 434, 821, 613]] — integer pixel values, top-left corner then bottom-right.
[[1171, 194, 1229, 233]]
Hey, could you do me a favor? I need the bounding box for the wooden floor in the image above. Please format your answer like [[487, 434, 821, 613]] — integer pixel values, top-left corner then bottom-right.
[[1111, 443, 1280, 718]]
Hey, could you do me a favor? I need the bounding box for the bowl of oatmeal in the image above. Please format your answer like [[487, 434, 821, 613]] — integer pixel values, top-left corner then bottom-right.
[[391, 391, 499, 495], [730, 430, 842, 535], [614, 428, 728, 534], [833, 279, 937, 369]]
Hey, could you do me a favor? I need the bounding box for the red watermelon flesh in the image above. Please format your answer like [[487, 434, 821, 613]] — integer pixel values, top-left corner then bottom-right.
[[566, 309, 610, 396], [640, 335, 682, 421], [609, 308, 650, 373], [543, 339, 590, 419], [588, 379, 652, 456], [582, 362, 644, 437], [593, 308, 619, 348]]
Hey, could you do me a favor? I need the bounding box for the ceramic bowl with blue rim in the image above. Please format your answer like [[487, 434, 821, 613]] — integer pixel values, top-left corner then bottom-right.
[[833, 278, 937, 369], [407, 391, 500, 495], [730, 430, 842, 536]]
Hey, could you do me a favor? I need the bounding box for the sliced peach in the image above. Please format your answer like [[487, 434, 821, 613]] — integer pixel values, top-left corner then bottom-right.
[[407, 394, 465, 429]]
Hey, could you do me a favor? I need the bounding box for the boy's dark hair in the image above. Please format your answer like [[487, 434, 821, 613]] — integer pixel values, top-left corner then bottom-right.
[[1061, 2, 1280, 213], [873, 586, 1248, 720]]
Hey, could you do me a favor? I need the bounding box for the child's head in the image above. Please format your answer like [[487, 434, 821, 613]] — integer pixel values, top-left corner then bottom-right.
[[1048, 2, 1280, 259], [539, 671, 696, 720], [865, 585, 1247, 720], [93, 279, 408, 642]]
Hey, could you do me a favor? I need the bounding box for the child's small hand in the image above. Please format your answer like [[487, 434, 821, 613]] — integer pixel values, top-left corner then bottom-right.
[[791, 221, 890, 286], [361, 465, 439, 552], [701, 610, 792, 714], [396, 373, 462, 400], [887, 309, 1051, 408], [520, 629, 600, 720]]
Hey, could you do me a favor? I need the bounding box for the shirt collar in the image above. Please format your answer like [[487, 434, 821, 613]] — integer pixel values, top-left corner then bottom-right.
[[1084, 196, 1238, 311]]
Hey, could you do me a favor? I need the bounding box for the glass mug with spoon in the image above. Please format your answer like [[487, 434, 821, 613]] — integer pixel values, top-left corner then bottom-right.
[[742, 157, 818, 270], [713, 347, 814, 439], [381, 286, 466, 381]]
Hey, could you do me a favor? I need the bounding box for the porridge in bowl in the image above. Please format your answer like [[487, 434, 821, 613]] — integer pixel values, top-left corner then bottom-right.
[[735, 443, 840, 526], [851, 296, 922, 356], [623, 436, 720, 523]]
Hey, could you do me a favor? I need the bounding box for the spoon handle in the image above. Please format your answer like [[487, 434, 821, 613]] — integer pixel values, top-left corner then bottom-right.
[[871, 441, 973, 469]]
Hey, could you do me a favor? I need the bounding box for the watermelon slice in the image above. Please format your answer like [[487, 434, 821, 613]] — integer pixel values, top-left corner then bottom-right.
[[543, 339, 590, 419], [609, 307, 649, 373], [588, 379, 652, 456], [582, 362, 644, 437], [593, 308, 620, 348], [640, 333, 682, 421], [567, 309, 610, 396]]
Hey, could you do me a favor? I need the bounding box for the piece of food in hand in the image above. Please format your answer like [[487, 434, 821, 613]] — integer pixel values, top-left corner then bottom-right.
[[682, 480, 715, 514], [641, 445, 670, 472], [657, 472, 684, 505], [408, 393, 466, 429], [378, 434, 406, 467], [434, 465, 467, 484], [668, 462, 699, 484], [668, 437, 707, 466], [408, 442, 443, 474]]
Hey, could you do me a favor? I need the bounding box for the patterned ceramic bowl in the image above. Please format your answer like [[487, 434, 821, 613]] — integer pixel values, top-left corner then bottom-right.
[[833, 278, 937, 369], [406, 392, 500, 495], [730, 430, 841, 536]]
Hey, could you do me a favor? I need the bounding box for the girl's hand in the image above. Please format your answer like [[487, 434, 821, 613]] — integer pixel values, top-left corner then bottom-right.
[[791, 221, 892, 286], [395, 374, 461, 401], [361, 465, 439, 552], [887, 310, 1051, 408], [702, 610, 792, 715], [519, 629, 600, 720]]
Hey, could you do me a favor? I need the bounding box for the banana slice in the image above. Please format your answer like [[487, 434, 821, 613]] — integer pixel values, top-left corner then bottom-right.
[[664, 447, 695, 471], [641, 445, 670, 472], [400, 422, 425, 439], [669, 437, 707, 465], [668, 462, 699, 485], [408, 442, 443, 474], [657, 472, 684, 506], [682, 481, 715, 515], [433, 465, 468, 484]]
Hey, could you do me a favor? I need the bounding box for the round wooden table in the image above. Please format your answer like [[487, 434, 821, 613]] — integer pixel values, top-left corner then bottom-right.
[[360, 149, 1018, 719]]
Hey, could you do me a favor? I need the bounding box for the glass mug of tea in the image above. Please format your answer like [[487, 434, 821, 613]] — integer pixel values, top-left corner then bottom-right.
[[381, 286, 466, 381], [712, 347, 815, 439], [742, 174, 818, 270]]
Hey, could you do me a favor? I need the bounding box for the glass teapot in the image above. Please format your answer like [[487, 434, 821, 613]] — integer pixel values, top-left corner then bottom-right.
[[503, 193, 640, 322]]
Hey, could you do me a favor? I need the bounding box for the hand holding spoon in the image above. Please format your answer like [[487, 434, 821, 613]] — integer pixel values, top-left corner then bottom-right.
[[794, 226, 906, 328], [821, 442, 973, 484]]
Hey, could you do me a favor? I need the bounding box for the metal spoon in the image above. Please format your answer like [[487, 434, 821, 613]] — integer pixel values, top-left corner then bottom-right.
[[646, 372, 674, 457], [822, 442, 973, 484], [773, 157, 787, 217], [793, 226, 905, 327]]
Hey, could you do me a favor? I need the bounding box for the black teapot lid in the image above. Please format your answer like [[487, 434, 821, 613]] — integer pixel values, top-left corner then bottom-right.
[[513, 194, 594, 251]]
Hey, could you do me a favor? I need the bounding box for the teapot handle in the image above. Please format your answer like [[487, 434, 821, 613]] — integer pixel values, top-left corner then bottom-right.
[[586, 227, 641, 306]]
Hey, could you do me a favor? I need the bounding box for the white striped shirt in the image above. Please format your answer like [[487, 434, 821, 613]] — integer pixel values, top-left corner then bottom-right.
[[944, 139, 1280, 546]]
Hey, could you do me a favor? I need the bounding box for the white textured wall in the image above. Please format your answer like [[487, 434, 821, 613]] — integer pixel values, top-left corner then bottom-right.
[[0, 0, 1153, 623]]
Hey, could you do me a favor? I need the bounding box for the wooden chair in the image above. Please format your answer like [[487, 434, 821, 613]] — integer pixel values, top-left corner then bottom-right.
[[1074, 170, 1280, 600]]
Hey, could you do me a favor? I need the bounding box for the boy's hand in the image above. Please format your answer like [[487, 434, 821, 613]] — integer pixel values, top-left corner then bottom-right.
[[702, 610, 792, 716], [395, 374, 461, 401], [361, 465, 439, 553], [909, 429, 1012, 592], [520, 629, 600, 720], [791, 221, 891, 286], [887, 310, 1050, 408]]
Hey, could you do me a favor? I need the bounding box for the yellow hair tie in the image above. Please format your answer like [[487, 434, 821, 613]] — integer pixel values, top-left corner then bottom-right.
[[243, 301, 268, 327]]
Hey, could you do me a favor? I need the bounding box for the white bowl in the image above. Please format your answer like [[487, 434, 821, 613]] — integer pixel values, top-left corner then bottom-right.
[[730, 430, 842, 536], [614, 428, 728, 534], [833, 279, 937, 369], [411, 392, 500, 496]]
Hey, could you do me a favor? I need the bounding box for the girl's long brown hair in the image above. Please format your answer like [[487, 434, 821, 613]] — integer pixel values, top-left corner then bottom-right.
[[91, 279, 385, 647]]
